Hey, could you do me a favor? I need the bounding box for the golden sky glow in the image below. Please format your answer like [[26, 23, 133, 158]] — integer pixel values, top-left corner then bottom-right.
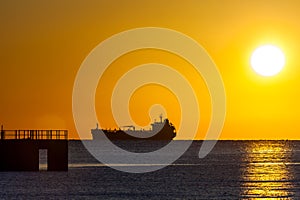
[[1, 0, 300, 139]]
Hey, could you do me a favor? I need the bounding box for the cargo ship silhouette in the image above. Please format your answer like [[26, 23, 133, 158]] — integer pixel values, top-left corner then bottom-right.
[[91, 115, 176, 140]]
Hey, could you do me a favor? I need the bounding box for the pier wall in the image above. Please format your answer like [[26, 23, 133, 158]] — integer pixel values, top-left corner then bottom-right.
[[0, 140, 68, 171]]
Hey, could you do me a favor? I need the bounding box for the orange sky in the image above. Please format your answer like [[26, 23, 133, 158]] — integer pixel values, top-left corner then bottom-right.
[[1, 0, 300, 139]]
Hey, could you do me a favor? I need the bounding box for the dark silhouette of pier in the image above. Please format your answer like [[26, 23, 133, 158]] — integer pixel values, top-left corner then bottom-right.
[[0, 126, 68, 171]]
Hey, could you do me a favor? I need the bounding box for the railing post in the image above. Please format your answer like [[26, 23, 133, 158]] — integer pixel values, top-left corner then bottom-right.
[[1, 125, 4, 140], [64, 130, 67, 140]]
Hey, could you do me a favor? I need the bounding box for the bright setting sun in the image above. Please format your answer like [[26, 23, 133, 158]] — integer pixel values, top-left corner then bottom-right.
[[250, 45, 285, 77]]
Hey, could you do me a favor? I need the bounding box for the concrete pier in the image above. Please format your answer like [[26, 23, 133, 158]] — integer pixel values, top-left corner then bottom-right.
[[0, 129, 68, 171]]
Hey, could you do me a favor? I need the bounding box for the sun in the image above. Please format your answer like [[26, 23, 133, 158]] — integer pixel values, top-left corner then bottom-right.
[[250, 45, 285, 76]]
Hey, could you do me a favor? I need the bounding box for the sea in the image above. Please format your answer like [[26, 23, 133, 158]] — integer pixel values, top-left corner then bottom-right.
[[1, 140, 300, 199]]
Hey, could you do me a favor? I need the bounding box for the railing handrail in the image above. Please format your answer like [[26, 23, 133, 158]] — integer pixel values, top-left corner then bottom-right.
[[4, 129, 68, 131]]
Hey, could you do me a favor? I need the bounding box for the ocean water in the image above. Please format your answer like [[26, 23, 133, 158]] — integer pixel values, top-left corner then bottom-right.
[[1, 140, 300, 199]]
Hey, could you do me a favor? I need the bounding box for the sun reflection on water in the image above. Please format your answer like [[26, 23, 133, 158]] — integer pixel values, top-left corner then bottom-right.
[[241, 141, 294, 199]]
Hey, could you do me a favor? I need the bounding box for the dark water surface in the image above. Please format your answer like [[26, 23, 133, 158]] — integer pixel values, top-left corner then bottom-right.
[[1, 140, 300, 199]]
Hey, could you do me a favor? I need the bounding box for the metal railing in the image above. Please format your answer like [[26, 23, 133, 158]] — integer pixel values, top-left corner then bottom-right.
[[0, 129, 68, 140]]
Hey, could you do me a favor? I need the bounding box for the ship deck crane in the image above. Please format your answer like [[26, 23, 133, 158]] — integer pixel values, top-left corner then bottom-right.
[[120, 125, 135, 131]]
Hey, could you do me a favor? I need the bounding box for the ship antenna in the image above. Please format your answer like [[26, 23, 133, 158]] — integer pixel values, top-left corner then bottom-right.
[[160, 114, 163, 123]]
